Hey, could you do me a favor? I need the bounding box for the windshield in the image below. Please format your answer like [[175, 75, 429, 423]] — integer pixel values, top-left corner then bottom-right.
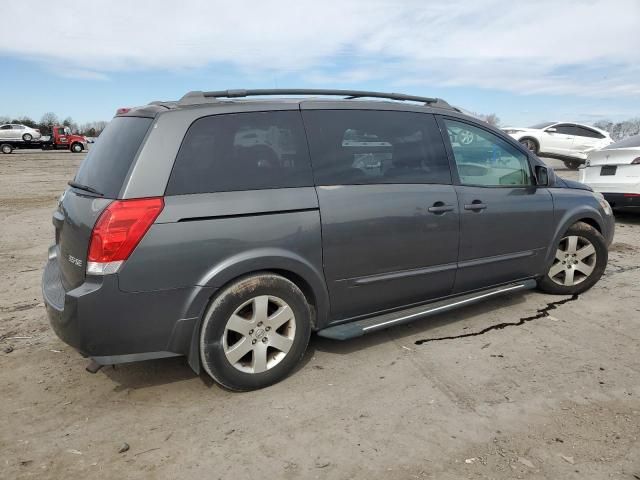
[[529, 122, 556, 129], [604, 134, 640, 150], [74, 117, 153, 198]]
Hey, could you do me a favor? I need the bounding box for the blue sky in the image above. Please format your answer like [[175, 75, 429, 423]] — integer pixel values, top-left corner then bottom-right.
[[1, 0, 639, 127]]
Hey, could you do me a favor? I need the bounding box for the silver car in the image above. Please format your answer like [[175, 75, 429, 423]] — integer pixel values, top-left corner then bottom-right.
[[0, 124, 42, 142]]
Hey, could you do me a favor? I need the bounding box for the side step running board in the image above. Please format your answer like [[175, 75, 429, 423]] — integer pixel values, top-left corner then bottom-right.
[[317, 280, 537, 340]]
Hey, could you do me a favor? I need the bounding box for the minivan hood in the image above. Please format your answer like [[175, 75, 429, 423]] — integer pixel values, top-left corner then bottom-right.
[[556, 177, 593, 192]]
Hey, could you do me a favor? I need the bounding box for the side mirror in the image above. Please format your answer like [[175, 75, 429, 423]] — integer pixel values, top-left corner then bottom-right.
[[535, 165, 549, 186], [545, 127, 557, 133]]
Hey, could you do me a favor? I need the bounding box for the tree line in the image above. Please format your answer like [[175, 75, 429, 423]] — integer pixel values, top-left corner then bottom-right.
[[593, 118, 640, 141], [0, 113, 108, 137]]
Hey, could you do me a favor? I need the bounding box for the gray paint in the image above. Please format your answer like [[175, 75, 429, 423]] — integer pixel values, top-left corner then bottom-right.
[[42, 95, 616, 373]]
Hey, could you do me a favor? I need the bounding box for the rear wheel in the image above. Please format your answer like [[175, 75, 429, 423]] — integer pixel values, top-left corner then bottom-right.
[[563, 159, 581, 170], [519, 138, 539, 154], [537, 222, 607, 295], [22, 133, 33, 142], [71, 143, 83, 153], [1, 144, 13, 154], [200, 273, 312, 391]]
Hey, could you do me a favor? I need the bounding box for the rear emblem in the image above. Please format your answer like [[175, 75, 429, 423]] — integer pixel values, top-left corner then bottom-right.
[[67, 254, 83, 267]]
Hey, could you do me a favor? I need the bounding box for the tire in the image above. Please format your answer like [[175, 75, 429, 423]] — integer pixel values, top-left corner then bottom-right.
[[519, 138, 539, 154], [71, 143, 83, 153], [22, 133, 33, 142], [537, 222, 607, 295], [563, 159, 581, 170], [1, 144, 13, 154], [200, 273, 312, 391]]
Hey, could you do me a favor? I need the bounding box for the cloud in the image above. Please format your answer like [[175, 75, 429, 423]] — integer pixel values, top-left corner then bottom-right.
[[0, 0, 638, 97]]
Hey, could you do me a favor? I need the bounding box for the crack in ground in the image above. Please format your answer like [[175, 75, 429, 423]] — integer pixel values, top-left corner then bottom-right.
[[414, 294, 579, 345]]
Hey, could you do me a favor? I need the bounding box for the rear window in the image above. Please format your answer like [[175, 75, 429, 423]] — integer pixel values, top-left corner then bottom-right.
[[166, 111, 313, 195], [74, 117, 152, 198], [604, 134, 640, 149]]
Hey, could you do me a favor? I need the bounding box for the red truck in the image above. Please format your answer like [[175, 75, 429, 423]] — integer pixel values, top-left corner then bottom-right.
[[1, 126, 88, 154]]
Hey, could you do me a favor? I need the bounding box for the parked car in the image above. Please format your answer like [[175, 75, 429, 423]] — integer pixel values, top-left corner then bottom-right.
[[42, 89, 614, 391], [579, 134, 640, 211], [0, 124, 42, 142], [503, 122, 613, 169]]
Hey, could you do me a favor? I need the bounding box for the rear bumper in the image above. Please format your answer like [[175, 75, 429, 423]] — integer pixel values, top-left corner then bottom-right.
[[602, 193, 640, 211], [42, 257, 214, 365]]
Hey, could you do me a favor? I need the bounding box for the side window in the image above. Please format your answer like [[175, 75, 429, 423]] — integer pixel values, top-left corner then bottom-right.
[[166, 111, 313, 195], [302, 110, 451, 185], [575, 126, 604, 139], [551, 124, 577, 135], [0, 125, 11, 130], [443, 119, 533, 187]]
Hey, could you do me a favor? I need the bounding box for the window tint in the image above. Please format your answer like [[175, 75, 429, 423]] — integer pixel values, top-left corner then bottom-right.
[[550, 124, 577, 135], [444, 119, 533, 187], [0, 125, 11, 130], [302, 110, 451, 185], [166, 111, 312, 195], [574, 126, 604, 139], [74, 116, 153, 198]]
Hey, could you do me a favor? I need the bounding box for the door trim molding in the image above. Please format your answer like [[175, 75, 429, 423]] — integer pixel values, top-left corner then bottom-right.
[[338, 262, 457, 287], [458, 250, 536, 269]]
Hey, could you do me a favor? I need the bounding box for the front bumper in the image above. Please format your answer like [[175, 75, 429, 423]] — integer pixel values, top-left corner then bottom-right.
[[602, 193, 640, 211], [42, 257, 214, 365]]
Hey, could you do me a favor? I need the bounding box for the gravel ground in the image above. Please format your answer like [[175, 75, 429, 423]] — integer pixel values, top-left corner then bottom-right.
[[1, 151, 639, 479]]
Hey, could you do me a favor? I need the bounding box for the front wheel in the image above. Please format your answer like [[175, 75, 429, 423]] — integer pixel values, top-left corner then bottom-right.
[[71, 143, 83, 153], [200, 273, 312, 391], [537, 222, 607, 295], [22, 133, 33, 142], [519, 138, 539, 154]]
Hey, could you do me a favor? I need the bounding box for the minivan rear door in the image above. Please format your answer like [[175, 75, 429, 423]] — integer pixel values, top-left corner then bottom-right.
[[302, 108, 459, 321], [53, 116, 153, 290]]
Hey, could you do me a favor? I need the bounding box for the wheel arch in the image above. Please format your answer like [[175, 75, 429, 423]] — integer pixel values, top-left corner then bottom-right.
[[186, 249, 330, 374], [543, 207, 604, 270]]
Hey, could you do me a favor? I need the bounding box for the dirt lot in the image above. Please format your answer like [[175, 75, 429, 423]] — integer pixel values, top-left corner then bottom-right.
[[1, 151, 639, 479]]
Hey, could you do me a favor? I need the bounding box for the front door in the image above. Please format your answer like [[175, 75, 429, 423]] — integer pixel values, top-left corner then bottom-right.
[[0, 125, 11, 139], [441, 118, 555, 293], [302, 108, 460, 320]]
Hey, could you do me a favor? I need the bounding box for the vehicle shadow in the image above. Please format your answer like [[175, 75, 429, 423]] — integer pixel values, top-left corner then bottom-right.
[[310, 291, 532, 356], [614, 211, 640, 225], [99, 291, 533, 390], [102, 356, 198, 391]]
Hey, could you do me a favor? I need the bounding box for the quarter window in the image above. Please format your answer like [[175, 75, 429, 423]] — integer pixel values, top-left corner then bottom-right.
[[444, 119, 533, 187], [302, 110, 451, 185], [166, 111, 313, 195]]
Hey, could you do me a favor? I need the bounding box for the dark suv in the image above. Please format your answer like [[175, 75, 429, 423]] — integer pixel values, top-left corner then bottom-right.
[[42, 89, 615, 391]]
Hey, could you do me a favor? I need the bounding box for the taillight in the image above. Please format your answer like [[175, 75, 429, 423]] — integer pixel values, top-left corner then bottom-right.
[[87, 197, 164, 275], [631, 157, 640, 164]]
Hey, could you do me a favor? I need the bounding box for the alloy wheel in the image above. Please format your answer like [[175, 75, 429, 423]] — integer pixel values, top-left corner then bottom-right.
[[222, 295, 296, 374], [548, 235, 597, 286]]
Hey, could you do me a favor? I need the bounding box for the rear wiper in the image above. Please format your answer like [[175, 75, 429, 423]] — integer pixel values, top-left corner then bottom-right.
[[67, 180, 104, 197]]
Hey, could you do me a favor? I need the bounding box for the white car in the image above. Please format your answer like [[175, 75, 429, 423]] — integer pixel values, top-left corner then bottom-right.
[[579, 134, 640, 211], [0, 124, 42, 142], [502, 122, 613, 169]]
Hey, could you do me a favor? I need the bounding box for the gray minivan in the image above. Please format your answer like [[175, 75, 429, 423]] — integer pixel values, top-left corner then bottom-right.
[[42, 89, 614, 391]]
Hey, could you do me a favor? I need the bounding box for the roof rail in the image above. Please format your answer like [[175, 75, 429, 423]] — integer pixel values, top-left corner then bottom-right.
[[179, 89, 454, 108]]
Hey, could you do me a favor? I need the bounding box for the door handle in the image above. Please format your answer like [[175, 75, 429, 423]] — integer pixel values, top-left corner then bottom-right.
[[427, 202, 454, 214], [464, 201, 487, 211]]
